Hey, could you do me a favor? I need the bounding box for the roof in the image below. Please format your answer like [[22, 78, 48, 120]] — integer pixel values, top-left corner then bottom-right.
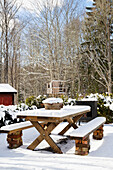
[[0, 84, 17, 93], [49, 80, 66, 83]]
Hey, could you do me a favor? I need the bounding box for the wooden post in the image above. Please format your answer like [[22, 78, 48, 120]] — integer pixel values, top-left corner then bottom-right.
[[93, 125, 103, 140], [75, 137, 90, 155], [7, 130, 23, 149]]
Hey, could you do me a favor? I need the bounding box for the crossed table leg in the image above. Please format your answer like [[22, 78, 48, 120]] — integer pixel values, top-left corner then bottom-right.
[[58, 115, 83, 135], [27, 121, 63, 154], [27, 115, 82, 154]]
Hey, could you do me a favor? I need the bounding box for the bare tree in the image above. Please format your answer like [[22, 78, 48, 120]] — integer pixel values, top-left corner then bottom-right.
[[0, 0, 21, 83], [21, 0, 84, 98]]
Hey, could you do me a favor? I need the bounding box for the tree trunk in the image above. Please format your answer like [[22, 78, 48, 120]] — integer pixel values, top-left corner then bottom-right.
[[4, 0, 9, 83]]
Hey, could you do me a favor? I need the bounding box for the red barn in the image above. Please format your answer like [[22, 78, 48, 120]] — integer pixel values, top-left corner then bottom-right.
[[0, 84, 17, 106]]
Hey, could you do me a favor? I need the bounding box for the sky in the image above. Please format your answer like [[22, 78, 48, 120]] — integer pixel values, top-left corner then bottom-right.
[[17, 0, 64, 12], [86, 0, 93, 5], [17, 0, 93, 12]]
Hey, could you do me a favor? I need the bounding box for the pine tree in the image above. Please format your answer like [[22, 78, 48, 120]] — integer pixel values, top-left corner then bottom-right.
[[81, 0, 113, 93]]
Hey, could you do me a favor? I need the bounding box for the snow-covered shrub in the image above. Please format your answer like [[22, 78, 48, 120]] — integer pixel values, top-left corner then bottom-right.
[[63, 93, 113, 123], [16, 103, 29, 111], [60, 95, 71, 105], [0, 108, 5, 127], [0, 105, 17, 127], [81, 93, 113, 123], [96, 95, 113, 123], [25, 95, 47, 108], [0, 95, 47, 127], [0, 103, 33, 127], [37, 95, 47, 108], [25, 96, 37, 107]]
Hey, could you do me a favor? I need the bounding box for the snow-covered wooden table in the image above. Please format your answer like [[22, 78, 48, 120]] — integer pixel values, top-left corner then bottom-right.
[[17, 105, 91, 154]]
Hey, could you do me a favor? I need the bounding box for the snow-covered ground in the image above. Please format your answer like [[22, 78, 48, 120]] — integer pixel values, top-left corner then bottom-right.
[[0, 122, 113, 170]]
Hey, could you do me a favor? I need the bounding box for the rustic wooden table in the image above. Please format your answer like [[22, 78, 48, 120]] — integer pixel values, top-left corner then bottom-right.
[[17, 105, 90, 154]]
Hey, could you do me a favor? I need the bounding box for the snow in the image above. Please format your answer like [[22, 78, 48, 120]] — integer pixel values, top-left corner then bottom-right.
[[0, 122, 113, 170], [17, 105, 91, 118], [67, 98, 76, 103], [0, 121, 32, 131], [0, 84, 17, 93], [81, 98, 98, 101], [68, 117, 106, 137], [0, 110, 5, 120], [77, 93, 113, 112], [42, 98, 63, 104], [110, 103, 113, 111], [81, 93, 98, 101], [0, 99, 113, 169], [0, 104, 31, 121]]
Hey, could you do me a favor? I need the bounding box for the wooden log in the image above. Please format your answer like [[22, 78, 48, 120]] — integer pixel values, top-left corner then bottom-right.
[[75, 137, 90, 155], [7, 130, 23, 149], [93, 125, 104, 140], [8, 139, 23, 149], [8, 131, 22, 139]]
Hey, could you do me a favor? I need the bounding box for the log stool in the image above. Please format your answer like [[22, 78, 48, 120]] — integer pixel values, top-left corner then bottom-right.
[[75, 137, 90, 156], [7, 130, 23, 149], [93, 125, 103, 140]]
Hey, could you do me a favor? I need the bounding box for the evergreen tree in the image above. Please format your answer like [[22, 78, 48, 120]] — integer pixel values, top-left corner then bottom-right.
[[81, 0, 113, 94]]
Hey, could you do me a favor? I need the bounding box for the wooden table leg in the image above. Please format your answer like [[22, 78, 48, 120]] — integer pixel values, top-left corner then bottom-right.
[[27, 135, 44, 150], [58, 115, 83, 135], [73, 115, 83, 123], [67, 118, 78, 129], [27, 121, 62, 154]]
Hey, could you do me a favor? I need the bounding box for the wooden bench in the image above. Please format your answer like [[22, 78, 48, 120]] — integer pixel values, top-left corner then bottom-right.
[[0, 121, 34, 149], [67, 117, 106, 155]]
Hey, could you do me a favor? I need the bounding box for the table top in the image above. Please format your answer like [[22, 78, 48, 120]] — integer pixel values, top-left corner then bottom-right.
[[17, 105, 91, 120]]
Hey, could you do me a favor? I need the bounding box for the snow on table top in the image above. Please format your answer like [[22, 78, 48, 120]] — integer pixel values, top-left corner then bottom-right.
[[68, 117, 106, 138], [17, 105, 91, 118], [42, 98, 63, 104]]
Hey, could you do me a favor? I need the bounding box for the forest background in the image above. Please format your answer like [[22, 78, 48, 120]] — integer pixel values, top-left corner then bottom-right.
[[0, 0, 112, 102]]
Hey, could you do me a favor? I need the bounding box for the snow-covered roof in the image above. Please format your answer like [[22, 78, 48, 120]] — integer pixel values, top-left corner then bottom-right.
[[0, 84, 17, 93], [50, 80, 66, 82]]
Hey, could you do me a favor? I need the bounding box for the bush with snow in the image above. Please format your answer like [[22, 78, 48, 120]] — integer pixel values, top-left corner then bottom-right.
[[0, 103, 37, 127], [26, 95, 47, 108], [62, 93, 113, 123], [1, 93, 113, 127], [82, 93, 113, 123], [0, 95, 47, 128]]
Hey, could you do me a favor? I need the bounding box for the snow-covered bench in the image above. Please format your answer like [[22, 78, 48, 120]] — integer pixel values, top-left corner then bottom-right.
[[0, 121, 34, 149], [67, 117, 106, 155]]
